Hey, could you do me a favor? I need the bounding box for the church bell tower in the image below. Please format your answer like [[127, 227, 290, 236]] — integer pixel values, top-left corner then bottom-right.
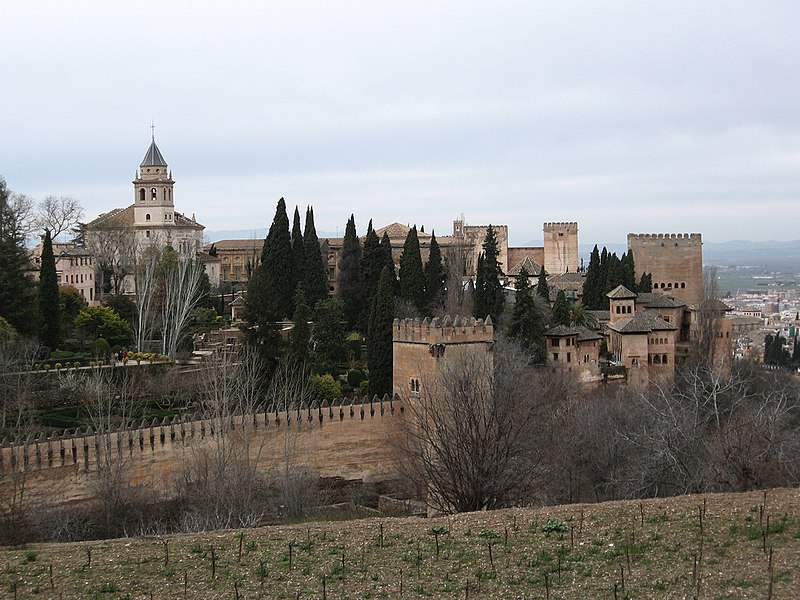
[[133, 132, 175, 228]]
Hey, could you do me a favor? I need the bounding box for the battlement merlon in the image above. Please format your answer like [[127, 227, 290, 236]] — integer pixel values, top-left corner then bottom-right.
[[392, 315, 494, 344], [543, 222, 578, 231], [627, 233, 702, 244]]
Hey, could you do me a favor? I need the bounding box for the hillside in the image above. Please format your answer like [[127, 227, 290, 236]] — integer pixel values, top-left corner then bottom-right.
[[1, 488, 797, 599]]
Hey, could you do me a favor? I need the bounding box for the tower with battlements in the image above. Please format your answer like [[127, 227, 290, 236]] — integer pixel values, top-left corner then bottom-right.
[[543, 222, 579, 275], [628, 233, 703, 307]]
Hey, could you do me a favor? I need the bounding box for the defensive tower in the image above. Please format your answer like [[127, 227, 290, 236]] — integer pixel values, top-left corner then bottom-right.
[[627, 233, 703, 307], [543, 222, 579, 275]]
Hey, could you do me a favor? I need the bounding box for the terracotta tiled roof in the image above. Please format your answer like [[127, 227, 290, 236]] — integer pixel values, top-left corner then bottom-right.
[[636, 293, 685, 308], [545, 324, 603, 341], [507, 256, 542, 277], [608, 313, 676, 334], [205, 239, 264, 251], [607, 284, 638, 299]]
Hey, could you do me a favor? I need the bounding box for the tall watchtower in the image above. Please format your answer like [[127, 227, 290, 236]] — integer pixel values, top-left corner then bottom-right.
[[628, 233, 703, 307], [543, 222, 579, 275], [133, 135, 175, 229]]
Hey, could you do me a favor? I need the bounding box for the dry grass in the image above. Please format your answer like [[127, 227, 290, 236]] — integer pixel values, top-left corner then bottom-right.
[[1, 488, 798, 599]]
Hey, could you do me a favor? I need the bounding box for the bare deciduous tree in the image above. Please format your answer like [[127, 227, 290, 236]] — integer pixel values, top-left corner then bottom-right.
[[7, 191, 36, 238], [86, 215, 137, 298], [440, 243, 473, 317], [160, 255, 205, 359], [36, 195, 84, 240], [396, 340, 552, 513]]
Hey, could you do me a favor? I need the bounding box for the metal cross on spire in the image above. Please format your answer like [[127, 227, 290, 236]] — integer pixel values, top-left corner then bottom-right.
[[150, 120, 156, 141]]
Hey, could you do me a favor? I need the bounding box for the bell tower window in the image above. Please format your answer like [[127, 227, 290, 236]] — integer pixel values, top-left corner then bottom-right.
[[139, 189, 145, 203], [151, 187, 157, 201], [146, 214, 151, 221]]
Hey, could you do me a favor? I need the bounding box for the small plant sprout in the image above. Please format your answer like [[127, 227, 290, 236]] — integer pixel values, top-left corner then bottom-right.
[[542, 518, 567, 534], [429, 525, 449, 560], [478, 528, 501, 573]]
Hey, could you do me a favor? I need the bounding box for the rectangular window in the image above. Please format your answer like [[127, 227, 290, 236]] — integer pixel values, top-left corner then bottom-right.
[[566, 352, 571, 363], [552, 353, 558, 361]]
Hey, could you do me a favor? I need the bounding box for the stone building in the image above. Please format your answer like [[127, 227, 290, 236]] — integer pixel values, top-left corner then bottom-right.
[[543, 324, 603, 382], [29, 242, 98, 305], [85, 136, 206, 293]]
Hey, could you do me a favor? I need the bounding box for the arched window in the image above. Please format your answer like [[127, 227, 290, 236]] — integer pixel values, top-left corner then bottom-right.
[[681, 282, 686, 288], [145, 213, 151, 221], [151, 187, 157, 201], [139, 189, 145, 202]]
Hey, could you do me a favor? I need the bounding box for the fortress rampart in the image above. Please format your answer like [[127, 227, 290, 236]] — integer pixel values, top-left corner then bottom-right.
[[543, 222, 579, 274], [393, 316, 495, 398], [0, 396, 404, 507]]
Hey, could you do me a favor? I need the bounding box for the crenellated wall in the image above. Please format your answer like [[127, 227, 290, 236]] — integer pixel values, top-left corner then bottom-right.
[[543, 222, 579, 275], [0, 396, 404, 507], [392, 315, 495, 399]]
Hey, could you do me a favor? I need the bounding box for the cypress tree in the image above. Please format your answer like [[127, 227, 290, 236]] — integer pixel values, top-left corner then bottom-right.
[[603, 252, 623, 307], [380, 232, 398, 296], [337, 215, 363, 330], [582, 245, 602, 309], [259, 198, 295, 319], [399, 226, 426, 313], [537, 266, 550, 301], [367, 266, 394, 398], [290, 285, 311, 363], [506, 268, 547, 363], [477, 225, 505, 322], [473, 252, 486, 319], [552, 289, 571, 327], [424, 231, 444, 313], [291, 206, 305, 304], [621, 251, 636, 291], [38, 229, 61, 349], [303, 207, 329, 309], [637, 272, 652, 293], [0, 178, 36, 336], [360, 220, 383, 330]]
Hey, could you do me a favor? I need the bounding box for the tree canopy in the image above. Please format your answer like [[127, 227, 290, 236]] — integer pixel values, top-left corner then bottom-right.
[[337, 215, 363, 330]]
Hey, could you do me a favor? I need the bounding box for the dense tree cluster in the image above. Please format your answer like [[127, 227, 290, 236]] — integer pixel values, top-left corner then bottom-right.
[[472, 225, 505, 322], [582, 245, 648, 309]]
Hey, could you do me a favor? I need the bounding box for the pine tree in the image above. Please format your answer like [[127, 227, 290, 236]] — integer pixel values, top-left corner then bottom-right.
[[473, 253, 486, 319], [360, 220, 383, 330], [38, 229, 61, 349], [552, 289, 571, 327], [424, 231, 444, 313], [506, 268, 547, 363], [258, 198, 295, 319], [303, 207, 329, 309], [291, 206, 305, 306], [475, 225, 505, 322], [537, 266, 550, 301], [337, 215, 363, 330], [367, 266, 394, 398], [0, 178, 36, 336], [399, 226, 426, 313]]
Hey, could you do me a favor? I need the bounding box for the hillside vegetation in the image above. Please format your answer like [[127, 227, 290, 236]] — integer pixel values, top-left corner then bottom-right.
[[1, 488, 797, 599]]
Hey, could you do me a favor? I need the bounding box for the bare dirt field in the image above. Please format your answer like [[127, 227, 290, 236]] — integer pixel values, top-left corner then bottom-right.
[[1, 488, 798, 599]]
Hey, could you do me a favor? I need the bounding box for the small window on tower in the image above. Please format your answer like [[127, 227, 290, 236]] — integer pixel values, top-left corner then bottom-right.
[[146, 214, 151, 221], [151, 188, 157, 201]]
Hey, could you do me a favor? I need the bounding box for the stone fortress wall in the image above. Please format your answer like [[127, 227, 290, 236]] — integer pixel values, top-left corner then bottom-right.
[[0, 397, 403, 507], [627, 233, 703, 307]]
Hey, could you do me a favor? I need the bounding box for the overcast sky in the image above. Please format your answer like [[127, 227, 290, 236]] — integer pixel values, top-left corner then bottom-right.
[[2, 1, 799, 246]]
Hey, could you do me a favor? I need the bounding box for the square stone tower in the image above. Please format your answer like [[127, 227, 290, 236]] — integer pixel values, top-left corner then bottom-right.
[[628, 233, 703, 307], [543, 222, 579, 275]]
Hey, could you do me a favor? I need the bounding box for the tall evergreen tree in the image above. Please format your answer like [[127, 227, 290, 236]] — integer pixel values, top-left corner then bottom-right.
[[38, 229, 61, 349], [621, 251, 636, 291], [303, 207, 329, 309], [380, 232, 398, 296], [602, 252, 623, 307], [473, 252, 486, 319], [552, 289, 571, 327], [312, 298, 348, 369], [0, 178, 36, 336], [424, 231, 444, 313], [367, 266, 394, 398], [360, 220, 383, 330], [291, 206, 305, 304], [399, 226, 426, 313], [290, 285, 311, 364], [506, 268, 547, 363], [582, 245, 602, 309], [537, 266, 550, 301], [336, 214, 363, 330], [637, 272, 652, 293], [257, 198, 295, 319], [475, 225, 505, 322]]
